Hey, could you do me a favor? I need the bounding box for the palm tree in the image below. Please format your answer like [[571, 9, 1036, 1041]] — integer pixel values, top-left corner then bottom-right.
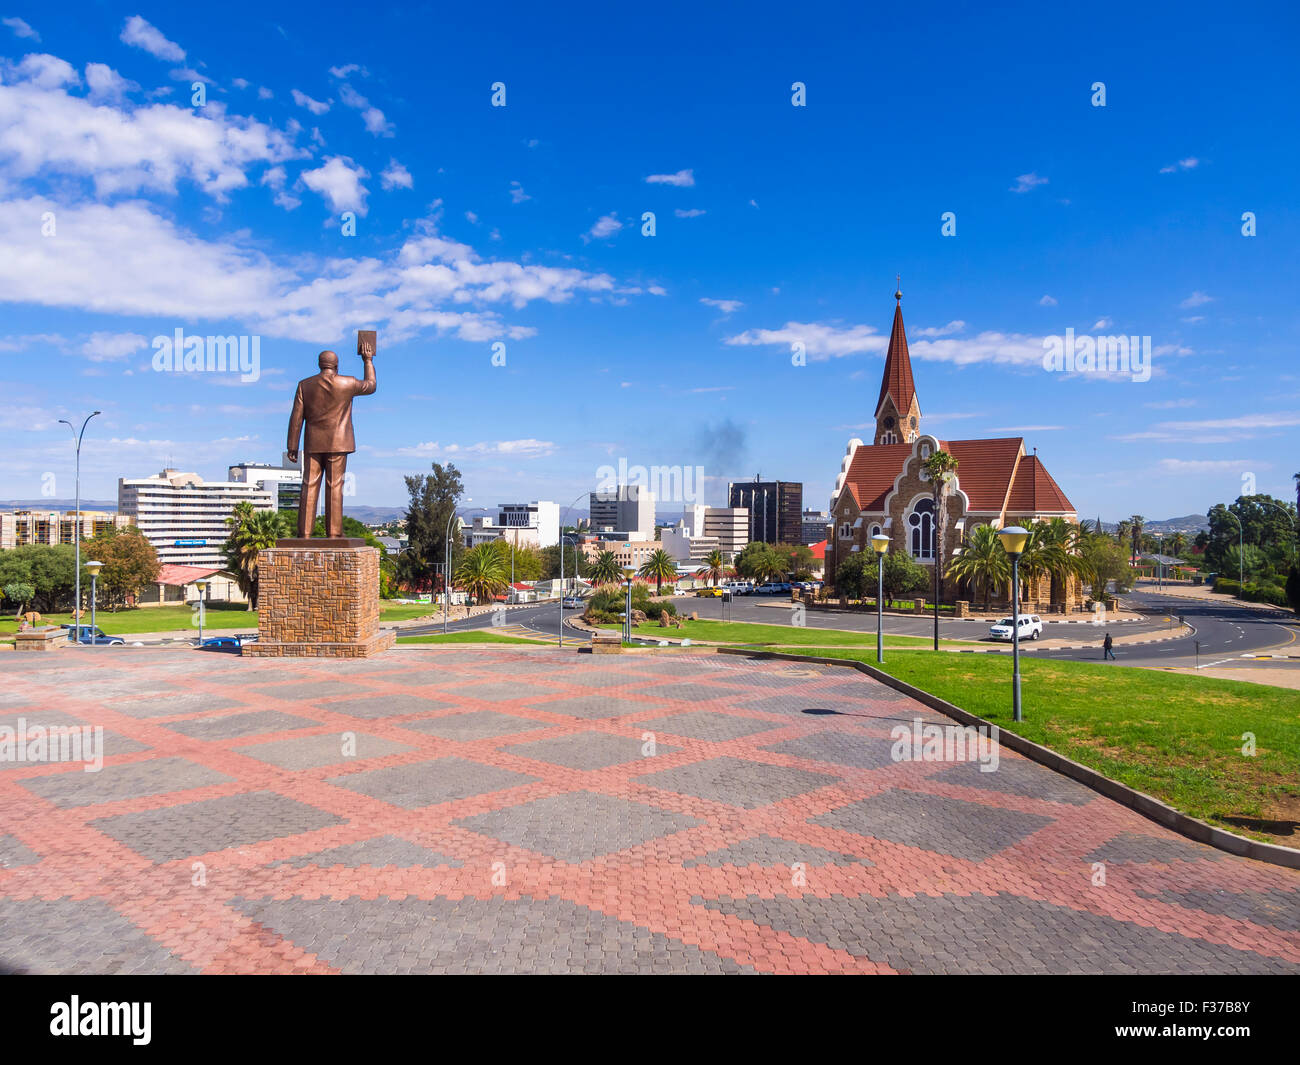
[[699, 549, 725, 588], [945, 525, 1008, 609], [1115, 519, 1131, 548], [1167, 531, 1188, 558], [589, 550, 621, 586], [454, 544, 509, 614], [222, 505, 283, 609], [638, 548, 677, 595], [1128, 514, 1145, 561], [922, 449, 959, 647]]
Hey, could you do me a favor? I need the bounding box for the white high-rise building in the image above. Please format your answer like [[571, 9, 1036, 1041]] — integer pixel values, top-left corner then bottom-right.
[[588, 484, 655, 541], [498, 501, 559, 548], [228, 452, 302, 512], [118, 469, 275, 568]]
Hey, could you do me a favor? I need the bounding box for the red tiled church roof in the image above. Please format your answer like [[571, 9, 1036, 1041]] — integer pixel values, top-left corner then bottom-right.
[[1005, 454, 1075, 513], [842, 442, 916, 511], [875, 297, 917, 418], [944, 438, 1025, 512]]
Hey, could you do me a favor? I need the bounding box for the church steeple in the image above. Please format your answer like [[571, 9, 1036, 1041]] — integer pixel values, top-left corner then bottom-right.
[[873, 281, 921, 445]]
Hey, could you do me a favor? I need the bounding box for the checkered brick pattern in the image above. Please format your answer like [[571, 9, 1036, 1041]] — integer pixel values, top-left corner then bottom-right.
[[1, 648, 1297, 974]]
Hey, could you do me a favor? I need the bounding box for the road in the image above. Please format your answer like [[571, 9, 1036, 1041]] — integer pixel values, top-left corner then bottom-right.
[[412, 589, 1300, 675]]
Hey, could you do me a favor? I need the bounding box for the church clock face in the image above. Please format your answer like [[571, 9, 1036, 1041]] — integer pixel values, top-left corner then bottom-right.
[[910, 416, 917, 428], [884, 416, 895, 429]]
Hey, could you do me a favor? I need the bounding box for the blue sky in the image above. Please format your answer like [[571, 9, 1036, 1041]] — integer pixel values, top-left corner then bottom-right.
[[2, 0, 1297, 522]]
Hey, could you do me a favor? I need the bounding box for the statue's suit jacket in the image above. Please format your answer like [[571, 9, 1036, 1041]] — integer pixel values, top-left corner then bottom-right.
[[287, 360, 376, 456]]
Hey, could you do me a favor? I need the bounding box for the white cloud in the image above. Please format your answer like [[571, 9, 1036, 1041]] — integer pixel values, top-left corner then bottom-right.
[[300, 156, 370, 214], [1143, 398, 1197, 409], [727, 319, 1051, 369], [913, 320, 965, 337], [700, 297, 743, 315], [119, 15, 186, 63], [0, 197, 620, 344], [337, 82, 392, 136], [1091, 317, 1112, 330], [1039, 294, 1057, 306], [509, 180, 530, 204], [291, 89, 331, 115], [645, 169, 694, 187], [231, 77, 250, 90], [328, 64, 364, 79], [1179, 291, 1214, 308], [986, 425, 1065, 432], [1159, 157, 1200, 174], [380, 159, 413, 191], [260, 165, 300, 210], [1010, 172, 1048, 193], [1157, 458, 1254, 474], [84, 62, 139, 103], [583, 213, 622, 242], [465, 210, 478, 224], [1113, 412, 1300, 444], [675, 208, 706, 218], [4, 52, 78, 89], [0, 68, 304, 200], [80, 331, 148, 362], [3, 16, 39, 41], [391, 438, 555, 459], [257, 86, 273, 100]]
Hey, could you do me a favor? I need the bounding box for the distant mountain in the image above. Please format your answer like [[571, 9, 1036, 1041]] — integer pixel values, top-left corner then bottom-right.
[[1085, 515, 1209, 535], [0, 499, 119, 511]]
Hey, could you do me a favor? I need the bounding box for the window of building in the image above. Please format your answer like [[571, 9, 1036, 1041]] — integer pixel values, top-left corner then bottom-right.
[[839, 522, 852, 539], [869, 524, 881, 538], [920, 442, 932, 459], [906, 498, 936, 560], [881, 430, 898, 444]]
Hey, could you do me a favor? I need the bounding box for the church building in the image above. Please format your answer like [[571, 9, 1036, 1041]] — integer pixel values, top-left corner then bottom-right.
[[824, 286, 1082, 609]]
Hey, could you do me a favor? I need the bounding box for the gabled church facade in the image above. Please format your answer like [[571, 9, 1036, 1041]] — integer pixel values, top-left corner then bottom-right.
[[824, 287, 1083, 609]]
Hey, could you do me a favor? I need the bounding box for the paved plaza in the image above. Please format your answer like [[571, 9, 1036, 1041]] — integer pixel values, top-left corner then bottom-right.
[[0, 648, 1297, 974]]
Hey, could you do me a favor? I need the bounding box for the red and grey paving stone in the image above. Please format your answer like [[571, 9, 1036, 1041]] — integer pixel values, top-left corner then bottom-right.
[[0, 648, 1297, 974]]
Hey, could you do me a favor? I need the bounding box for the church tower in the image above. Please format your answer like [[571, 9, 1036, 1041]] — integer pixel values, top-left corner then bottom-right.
[[874, 283, 921, 445]]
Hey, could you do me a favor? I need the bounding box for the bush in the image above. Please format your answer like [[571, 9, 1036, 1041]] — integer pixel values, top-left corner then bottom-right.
[[1215, 576, 1291, 607], [1287, 566, 1300, 613]]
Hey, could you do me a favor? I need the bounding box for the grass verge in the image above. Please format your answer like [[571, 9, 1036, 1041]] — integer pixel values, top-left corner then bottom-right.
[[750, 647, 1300, 846], [619, 618, 972, 649], [396, 631, 542, 645]]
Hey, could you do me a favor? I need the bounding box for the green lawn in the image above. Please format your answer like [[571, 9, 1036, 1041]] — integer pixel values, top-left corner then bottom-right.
[[0, 602, 256, 636], [1, 600, 429, 638], [396, 631, 542, 645], [754, 647, 1300, 844], [612, 618, 973, 649], [379, 603, 438, 622]]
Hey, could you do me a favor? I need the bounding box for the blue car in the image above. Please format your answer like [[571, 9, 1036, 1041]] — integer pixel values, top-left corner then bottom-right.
[[200, 633, 258, 653], [62, 624, 124, 646]]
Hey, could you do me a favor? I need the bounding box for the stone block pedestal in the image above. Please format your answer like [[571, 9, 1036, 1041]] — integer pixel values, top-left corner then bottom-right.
[[243, 540, 395, 658]]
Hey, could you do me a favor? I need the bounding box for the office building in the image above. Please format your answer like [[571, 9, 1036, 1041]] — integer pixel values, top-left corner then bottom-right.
[[0, 509, 133, 549], [588, 484, 655, 541], [228, 452, 302, 512], [727, 479, 803, 545], [801, 510, 830, 546], [118, 469, 275, 568], [497, 501, 559, 548]]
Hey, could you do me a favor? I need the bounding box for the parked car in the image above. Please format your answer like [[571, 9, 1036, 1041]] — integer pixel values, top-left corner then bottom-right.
[[754, 583, 781, 595], [561, 596, 585, 608], [200, 632, 258, 653], [696, 587, 724, 598], [988, 615, 1043, 641], [722, 581, 750, 596], [62, 624, 124, 646]]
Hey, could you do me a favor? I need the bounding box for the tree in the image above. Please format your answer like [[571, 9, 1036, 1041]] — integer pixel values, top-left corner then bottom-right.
[[588, 550, 622, 586], [945, 524, 1008, 609], [698, 549, 725, 588], [1127, 514, 1145, 561], [400, 463, 464, 593], [637, 548, 677, 594], [833, 554, 870, 601], [222, 505, 283, 609], [540, 543, 589, 581], [454, 544, 509, 613], [3, 581, 35, 621], [1077, 533, 1132, 601], [1286, 564, 1300, 614], [0, 544, 78, 612], [877, 551, 929, 606], [83, 525, 160, 610]]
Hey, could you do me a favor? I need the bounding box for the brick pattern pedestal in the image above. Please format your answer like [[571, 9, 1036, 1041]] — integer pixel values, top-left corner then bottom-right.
[[244, 543, 395, 658]]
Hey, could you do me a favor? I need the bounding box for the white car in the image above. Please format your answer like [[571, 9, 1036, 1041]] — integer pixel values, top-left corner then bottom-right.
[[988, 614, 1043, 641]]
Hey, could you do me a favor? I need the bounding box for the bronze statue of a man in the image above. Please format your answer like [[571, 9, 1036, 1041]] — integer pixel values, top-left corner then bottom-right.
[[287, 331, 377, 538]]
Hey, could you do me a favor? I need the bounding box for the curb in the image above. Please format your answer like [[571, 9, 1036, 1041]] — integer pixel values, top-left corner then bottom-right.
[[717, 647, 1300, 871]]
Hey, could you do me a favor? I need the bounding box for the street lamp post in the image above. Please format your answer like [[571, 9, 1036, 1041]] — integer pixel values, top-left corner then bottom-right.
[[998, 526, 1030, 723], [194, 578, 209, 646], [1221, 511, 1244, 594], [85, 559, 102, 645], [871, 534, 890, 663], [624, 572, 634, 643], [58, 411, 101, 644], [442, 499, 473, 635], [558, 491, 588, 647]]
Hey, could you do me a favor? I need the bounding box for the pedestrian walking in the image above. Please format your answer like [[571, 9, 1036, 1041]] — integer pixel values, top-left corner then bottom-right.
[[1102, 632, 1116, 660]]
